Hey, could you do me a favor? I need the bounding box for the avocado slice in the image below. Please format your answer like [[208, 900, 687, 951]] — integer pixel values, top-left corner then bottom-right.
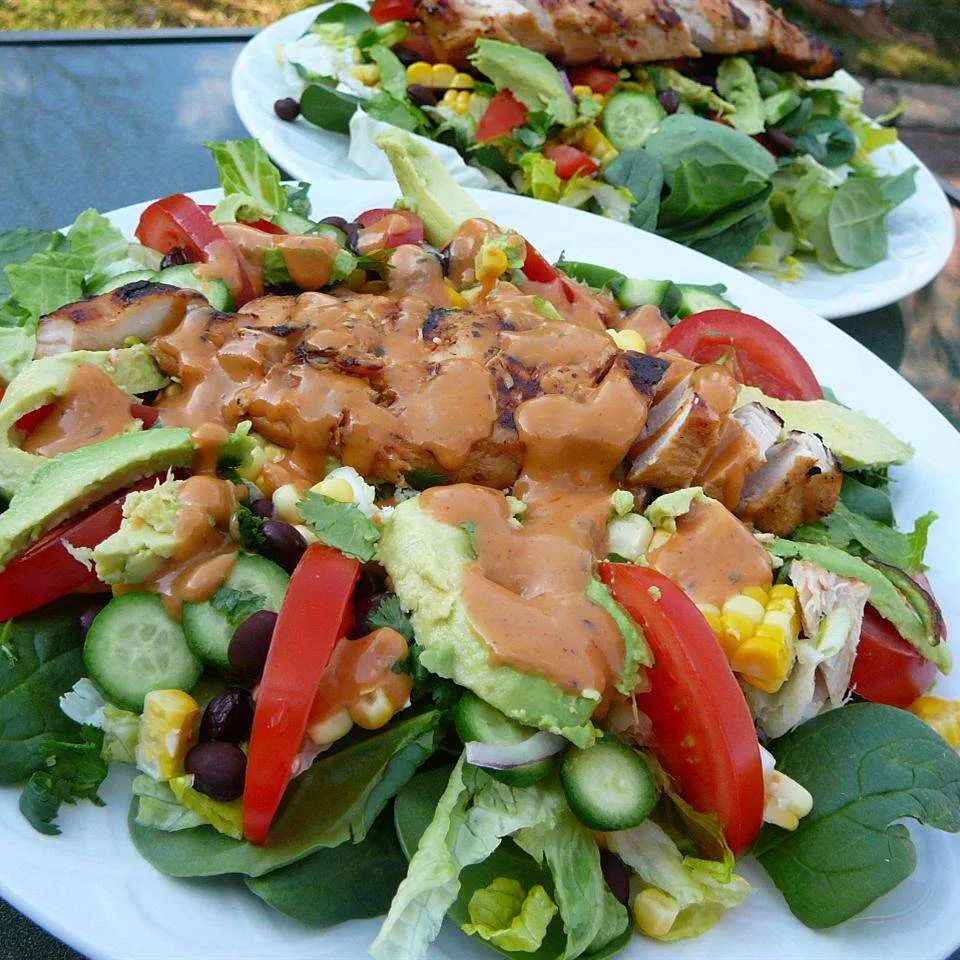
[[0, 345, 168, 497], [469, 39, 576, 127], [375, 130, 487, 249], [0, 427, 195, 567], [377, 496, 598, 747], [734, 386, 913, 470]]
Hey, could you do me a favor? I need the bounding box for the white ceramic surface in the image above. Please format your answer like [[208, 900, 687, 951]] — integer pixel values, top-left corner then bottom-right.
[[230, 6, 956, 320], [3, 183, 960, 960]]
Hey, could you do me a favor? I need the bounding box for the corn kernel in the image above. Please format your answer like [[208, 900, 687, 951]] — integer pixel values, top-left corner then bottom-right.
[[136, 690, 200, 781], [632, 888, 679, 939], [769, 583, 797, 601], [742, 585, 769, 605], [272, 483, 303, 523], [430, 63, 458, 89], [572, 124, 618, 165], [572, 84, 593, 98], [475, 245, 509, 289], [722, 610, 756, 642], [910, 696, 960, 749], [451, 71, 475, 89], [311, 476, 354, 503], [445, 280, 467, 308], [307, 709, 354, 746], [350, 688, 396, 730], [722, 594, 765, 627], [733, 635, 791, 694], [609, 329, 647, 353], [350, 63, 380, 86], [405, 61, 433, 87]]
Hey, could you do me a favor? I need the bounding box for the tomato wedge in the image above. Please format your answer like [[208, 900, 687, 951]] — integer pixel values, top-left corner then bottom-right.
[[600, 562, 764, 855], [850, 605, 938, 708], [370, 0, 418, 21], [661, 309, 823, 401], [356, 209, 425, 249], [0, 476, 160, 622], [568, 66, 620, 94], [243, 544, 360, 845], [476, 91, 529, 142], [543, 144, 598, 180], [15, 404, 54, 434]]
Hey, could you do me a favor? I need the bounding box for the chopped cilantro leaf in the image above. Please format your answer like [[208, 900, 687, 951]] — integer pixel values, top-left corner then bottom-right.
[[298, 491, 380, 562], [211, 586, 267, 625], [405, 467, 449, 491], [236, 502, 267, 551], [368, 594, 414, 641]]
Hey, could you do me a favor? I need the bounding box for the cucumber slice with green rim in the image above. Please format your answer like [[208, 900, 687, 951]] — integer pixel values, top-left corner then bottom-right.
[[84, 592, 202, 711], [156, 264, 234, 312], [454, 692, 558, 787], [89, 269, 159, 295], [616, 278, 682, 316], [560, 733, 657, 830], [675, 283, 737, 318], [556, 258, 625, 291], [182, 552, 289, 671], [602, 92, 666, 150], [272, 210, 316, 235]]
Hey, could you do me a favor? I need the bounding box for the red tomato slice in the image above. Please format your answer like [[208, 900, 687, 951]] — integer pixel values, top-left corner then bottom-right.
[[370, 0, 418, 22], [476, 91, 529, 143], [568, 66, 620, 94], [0, 476, 161, 622], [600, 562, 764, 856], [661, 309, 822, 401], [543, 144, 598, 180], [15, 403, 54, 435], [521, 241, 558, 283], [130, 402, 160, 427], [356, 209, 425, 249], [356, 208, 398, 227], [850, 605, 938, 708], [243, 544, 360, 845]]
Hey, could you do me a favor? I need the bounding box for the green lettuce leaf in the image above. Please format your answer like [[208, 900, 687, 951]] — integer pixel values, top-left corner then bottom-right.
[[0, 229, 64, 299], [298, 491, 381, 561], [462, 877, 558, 951], [367, 44, 408, 101], [66, 209, 130, 283], [59, 678, 140, 764], [716, 57, 764, 135], [519, 152, 563, 202], [132, 774, 207, 832], [559, 178, 634, 222], [205, 139, 287, 219]]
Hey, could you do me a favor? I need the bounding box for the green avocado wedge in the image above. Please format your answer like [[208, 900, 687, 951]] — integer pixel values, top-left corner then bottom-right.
[[0, 427, 195, 567]]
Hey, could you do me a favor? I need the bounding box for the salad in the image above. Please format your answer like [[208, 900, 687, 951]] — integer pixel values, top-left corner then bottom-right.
[[0, 133, 958, 960], [273, 0, 916, 279]]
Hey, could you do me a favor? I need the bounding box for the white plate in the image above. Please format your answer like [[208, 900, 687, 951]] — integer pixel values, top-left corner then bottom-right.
[[231, 5, 956, 320], [3, 183, 960, 960]]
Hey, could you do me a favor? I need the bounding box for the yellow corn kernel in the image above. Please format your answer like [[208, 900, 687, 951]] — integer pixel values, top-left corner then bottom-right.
[[445, 281, 467, 308], [450, 71, 475, 89], [431, 62, 458, 88], [769, 583, 797, 601], [307, 709, 354, 746], [311, 475, 354, 503], [722, 593, 766, 627], [475, 245, 509, 290], [441, 89, 473, 114], [350, 63, 380, 86], [742, 584, 769, 605], [632, 888, 679, 939], [763, 769, 813, 831], [721, 611, 757, 643], [272, 483, 303, 523], [910, 696, 960, 749], [405, 61, 433, 86], [572, 124, 619, 165], [350, 688, 397, 730], [733, 634, 792, 694], [609, 329, 647, 353], [572, 84, 593, 98], [136, 690, 200, 781]]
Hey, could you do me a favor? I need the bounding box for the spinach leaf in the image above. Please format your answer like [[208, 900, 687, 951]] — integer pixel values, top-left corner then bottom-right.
[[874, 166, 917, 208], [19, 728, 108, 836], [827, 178, 891, 269], [129, 708, 442, 877], [300, 84, 360, 134], [657, 160, 768, 233], [838, 473, 894, 525], [365, 92, 427, 133], [755, 703, 960, 928], [791, 117, 856, 168], [245, 809, 407, 926], [298, 491, 381, 562], [644, 115, 776, 187], [601, 149, 663, 232], [366, 44, 408, 102], [308, 1, 374, 35], [0, 608, 87, 785], [688, 212, 767, 266]]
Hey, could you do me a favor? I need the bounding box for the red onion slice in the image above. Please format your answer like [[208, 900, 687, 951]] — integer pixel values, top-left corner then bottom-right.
[[559, 69, 575, 100], [465, 731, 566, 770]]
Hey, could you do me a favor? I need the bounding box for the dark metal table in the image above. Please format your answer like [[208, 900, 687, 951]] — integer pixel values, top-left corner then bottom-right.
[[0, 26, 958, 960]]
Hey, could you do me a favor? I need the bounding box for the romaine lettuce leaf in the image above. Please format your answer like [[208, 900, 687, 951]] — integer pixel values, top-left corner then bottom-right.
[[461, 877, 558, 952], [716, 57, 764, 135], [519, 152, 562, 202], [205, 139, 287, 221]]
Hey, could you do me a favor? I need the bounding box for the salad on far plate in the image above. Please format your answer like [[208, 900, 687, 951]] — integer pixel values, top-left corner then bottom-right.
[[272, 0, 917, 280], [0, 134, 958, 960]]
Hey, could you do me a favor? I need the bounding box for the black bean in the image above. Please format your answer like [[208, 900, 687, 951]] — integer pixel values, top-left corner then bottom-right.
[[657, 89, 681, 115], [353, 590, 393, 637], [159, 246, 192, 269], [393, 46, 421, 67], [199, 687, 254, 743], [599, 849, 631, 905], [250, 497, 275, 520], [184, 742, 247, 802], [406, 83, 437, 107], [261, 519, 307, 573], [274, 97, 301, 122], [229, 609, 278, 680], [766, 127, 797, 156], [78, 600, 108, 638]]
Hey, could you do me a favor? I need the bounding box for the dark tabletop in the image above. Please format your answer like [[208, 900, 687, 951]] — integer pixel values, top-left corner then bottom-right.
[[0, 26, 959, 960]]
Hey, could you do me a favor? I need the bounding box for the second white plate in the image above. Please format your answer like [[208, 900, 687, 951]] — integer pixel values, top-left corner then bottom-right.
[[230, 4, 956, 319]]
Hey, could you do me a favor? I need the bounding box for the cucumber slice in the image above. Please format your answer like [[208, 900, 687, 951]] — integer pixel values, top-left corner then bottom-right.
[[84, 593, 202, 711], [272, 211, 315, 235], [616, 278, 682, 316], [556, 258, 625, 291], [89, 269, 159, 295], [182, 553, 289, 670], [602, 92, 666, 150], [560, 734, 657, 830], [675, 283, 737, 318], [156, 264, 234, 312], [454, 692, 557, 787]]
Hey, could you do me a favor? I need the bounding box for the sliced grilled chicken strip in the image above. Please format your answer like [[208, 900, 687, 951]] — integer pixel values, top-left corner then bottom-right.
[[737, 430, 841, 535], [732, 400, 782, 452], [35, 282, 200, 359]]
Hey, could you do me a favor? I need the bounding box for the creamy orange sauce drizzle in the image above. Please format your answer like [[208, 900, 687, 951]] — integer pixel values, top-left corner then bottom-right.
[[647, 498, 773, 606], [23, 364, 135, 457], [308, 627, 413, 725]]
